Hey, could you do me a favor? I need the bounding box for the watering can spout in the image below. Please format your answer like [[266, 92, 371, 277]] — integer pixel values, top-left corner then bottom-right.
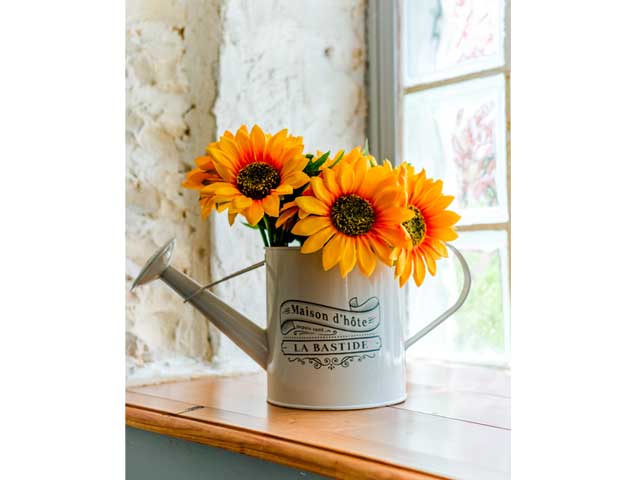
[[131, 239, 269, 369]]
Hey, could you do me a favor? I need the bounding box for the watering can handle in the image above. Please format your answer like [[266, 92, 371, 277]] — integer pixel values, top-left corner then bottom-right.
[[404, 243, 472, 350]]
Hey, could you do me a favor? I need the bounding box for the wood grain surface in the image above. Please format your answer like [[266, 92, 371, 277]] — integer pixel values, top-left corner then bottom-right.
[[126, 361, 510, 480]]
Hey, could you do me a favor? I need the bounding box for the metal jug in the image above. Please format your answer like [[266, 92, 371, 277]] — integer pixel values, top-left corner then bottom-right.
[[131, 239, 470, 410]]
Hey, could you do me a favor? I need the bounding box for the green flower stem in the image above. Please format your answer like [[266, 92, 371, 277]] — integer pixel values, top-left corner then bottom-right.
[[258, 222, 269, 247], [261, 217, 274, 247]]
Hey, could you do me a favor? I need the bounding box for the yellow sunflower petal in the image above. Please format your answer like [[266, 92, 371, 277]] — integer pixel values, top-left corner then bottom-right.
[[266, 129, 287, 161], [372, 186, 402, 209], [322, 234, 344, 271], [250, 125, 266, 159], [421, 179, 444, 203], [243, 202, 264, 226], [211, 183, 241, 196], [378, 207, 415, 225], [208, 147, 236, 171], [358, 165, 389, 198], [338, 164, 355, 192], [429, 210, 461, 227], [429, 194, 455, 211], [428, 227, 458, 241], [310, 177, 334, 205], [398, 254, 412, 287], [323, 168, 340, 194], [214, 163, 235, 183], [430, 240, 448, 258], [283, 171, 310, 189], [339, 238, 357, 278], [262, 194, 280, 217], [232, 195, 253, 211], [295, 196, 330, 215], [195, 155, 215, 170], [369, 235, 394, 266], [411, 173, 429, 200], [182, 168, 214, 190], [394, 249, 407, 278], [272, 184, 294, 195], [412, 253, 426, 286], [424, 251, 437, 276], [216, 201, 231, 212], [352, 156, 368, 189], [200, 200, 214, 220], [300, 227, 335, 254], [291, 216, 332, 236], [377, 226, 411, 250], [217, 138, 241, 168], [281, 156, 307, 178], [280, 145, 305, 165], [275, 208, 297, 228], [356, 238, 377, 277], [235, 128, 254, 163]]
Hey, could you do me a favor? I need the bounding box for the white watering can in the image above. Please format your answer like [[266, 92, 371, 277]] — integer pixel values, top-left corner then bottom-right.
[[132, 239, 471, 410]]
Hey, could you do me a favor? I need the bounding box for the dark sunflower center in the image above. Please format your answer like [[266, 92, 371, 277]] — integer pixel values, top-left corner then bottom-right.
[[236, 162, 281, 199], [330, 194, 375, 236], [403, 205, 426, 246]]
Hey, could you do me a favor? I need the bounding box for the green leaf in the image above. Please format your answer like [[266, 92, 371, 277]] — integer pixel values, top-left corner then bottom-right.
[[304, 151, 332, 176], [242, 221, 259, 230]]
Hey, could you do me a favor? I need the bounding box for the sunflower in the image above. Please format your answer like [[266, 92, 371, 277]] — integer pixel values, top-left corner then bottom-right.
[[291, 153, 413, 278], [275, 147, 381, 229], [394, 163, 461, 287], [200, 125, 309, 226]]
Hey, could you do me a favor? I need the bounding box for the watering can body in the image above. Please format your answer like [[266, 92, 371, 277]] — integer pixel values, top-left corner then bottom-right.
[[132, 239, 470, 410], [266, 247, 407, 409]]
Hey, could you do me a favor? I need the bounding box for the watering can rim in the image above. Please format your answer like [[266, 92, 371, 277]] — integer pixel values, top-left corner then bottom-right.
[[265, 246, 301, 252], [130, 238, 176, 291]]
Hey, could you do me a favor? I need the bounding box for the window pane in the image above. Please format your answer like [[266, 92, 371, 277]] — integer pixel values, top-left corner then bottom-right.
[[406, 230, 510, 366], [402, 0, 505, 86], [403, 74, 508, 225]]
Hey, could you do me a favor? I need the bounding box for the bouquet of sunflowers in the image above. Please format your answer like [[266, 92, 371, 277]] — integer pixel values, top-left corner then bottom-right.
[[183, 125, 460, 287]]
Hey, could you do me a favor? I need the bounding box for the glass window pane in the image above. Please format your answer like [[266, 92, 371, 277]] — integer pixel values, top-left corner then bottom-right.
[[403, 74, 508, 225], [402, 0, 505, 86], [406, 230, 510, 366]]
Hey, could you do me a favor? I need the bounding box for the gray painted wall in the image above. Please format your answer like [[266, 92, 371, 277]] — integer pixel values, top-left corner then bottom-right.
[[126, 427, 331, 479]]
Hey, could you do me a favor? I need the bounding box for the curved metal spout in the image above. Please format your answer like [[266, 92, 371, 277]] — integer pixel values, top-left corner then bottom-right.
[[131, 239, 269, 369]]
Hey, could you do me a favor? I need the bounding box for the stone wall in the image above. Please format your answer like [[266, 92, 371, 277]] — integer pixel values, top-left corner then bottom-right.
[[126, 0, 223, 380], [126, 0, 367, 381]]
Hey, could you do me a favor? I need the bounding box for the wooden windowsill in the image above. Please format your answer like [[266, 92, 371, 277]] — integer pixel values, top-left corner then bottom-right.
[[126, 360, 510, 480]]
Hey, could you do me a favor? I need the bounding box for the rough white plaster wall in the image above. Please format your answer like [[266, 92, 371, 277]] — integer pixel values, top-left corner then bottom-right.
[[210, 0, 367, 372], [125, 0, 224, 381]]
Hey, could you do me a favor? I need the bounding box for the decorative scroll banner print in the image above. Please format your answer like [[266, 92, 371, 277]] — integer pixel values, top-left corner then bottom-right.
[[279, 297, 383, 369], [282, 336, 382, 356], [280, 297, 380, 336]]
